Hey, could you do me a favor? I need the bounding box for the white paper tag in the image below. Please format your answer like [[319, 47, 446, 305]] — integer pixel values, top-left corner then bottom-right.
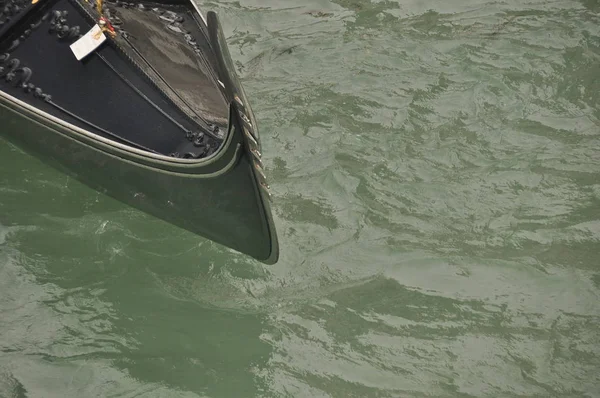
[[70, 24, 106, 61]]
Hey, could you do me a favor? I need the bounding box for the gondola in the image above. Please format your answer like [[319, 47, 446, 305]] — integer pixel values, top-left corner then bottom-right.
[[0, 0, 279, 264]]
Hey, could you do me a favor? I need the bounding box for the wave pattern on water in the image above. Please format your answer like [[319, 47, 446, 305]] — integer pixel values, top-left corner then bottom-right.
[[1, 0, 599, 397]]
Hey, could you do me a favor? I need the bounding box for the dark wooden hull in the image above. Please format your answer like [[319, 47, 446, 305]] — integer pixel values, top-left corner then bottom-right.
[[0, 0, 279, 263]]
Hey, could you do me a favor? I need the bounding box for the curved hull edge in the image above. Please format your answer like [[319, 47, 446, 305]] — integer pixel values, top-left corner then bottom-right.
[[0, 96, 280, 264]]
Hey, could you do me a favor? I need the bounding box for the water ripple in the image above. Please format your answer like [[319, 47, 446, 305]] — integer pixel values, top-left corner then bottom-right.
[[1, 0, 599, 396]]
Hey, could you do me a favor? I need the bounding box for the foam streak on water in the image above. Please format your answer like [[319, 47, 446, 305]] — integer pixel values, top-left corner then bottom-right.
[[1, 0, 599, 397]]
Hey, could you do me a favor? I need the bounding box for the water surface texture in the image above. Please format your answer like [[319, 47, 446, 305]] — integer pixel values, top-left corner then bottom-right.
[[1, 0, 600, 396]]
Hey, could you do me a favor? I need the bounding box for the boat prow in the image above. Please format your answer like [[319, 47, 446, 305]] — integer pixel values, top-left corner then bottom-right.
[[0, 0, 279, 264]]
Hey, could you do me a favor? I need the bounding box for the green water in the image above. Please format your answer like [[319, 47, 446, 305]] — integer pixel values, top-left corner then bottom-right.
[[1, 0, 600, 396]]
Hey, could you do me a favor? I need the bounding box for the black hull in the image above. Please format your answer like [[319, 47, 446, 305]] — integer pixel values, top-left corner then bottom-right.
[[0, 0, 278, 263]]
